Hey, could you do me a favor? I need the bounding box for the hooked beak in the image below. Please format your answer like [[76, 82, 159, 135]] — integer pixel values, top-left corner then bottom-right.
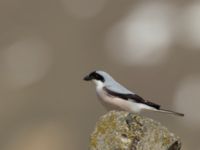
[[83, 75, 92, 81]]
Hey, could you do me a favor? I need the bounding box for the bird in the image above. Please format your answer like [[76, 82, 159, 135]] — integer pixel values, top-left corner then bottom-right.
[[83, 70, 184, 117]]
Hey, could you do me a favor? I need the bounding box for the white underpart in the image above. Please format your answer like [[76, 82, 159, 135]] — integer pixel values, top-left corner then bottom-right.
[[92, 79, 155, 113]]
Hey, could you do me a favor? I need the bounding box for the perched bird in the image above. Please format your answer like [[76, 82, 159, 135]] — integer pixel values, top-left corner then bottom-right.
[[83, 70, 184, 116]]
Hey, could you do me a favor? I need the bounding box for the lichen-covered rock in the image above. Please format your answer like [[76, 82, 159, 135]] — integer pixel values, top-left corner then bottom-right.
[[90, 111, 181, 150]]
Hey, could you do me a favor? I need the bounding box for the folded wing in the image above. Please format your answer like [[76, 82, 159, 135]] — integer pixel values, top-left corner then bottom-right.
[[104, 87, 160, 109]]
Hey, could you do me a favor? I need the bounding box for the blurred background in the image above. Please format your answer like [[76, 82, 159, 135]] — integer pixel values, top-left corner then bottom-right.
[[0, 0, 199, 149]]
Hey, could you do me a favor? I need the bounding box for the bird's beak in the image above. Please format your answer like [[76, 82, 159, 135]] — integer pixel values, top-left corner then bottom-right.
[[83, 75, 91, 81]]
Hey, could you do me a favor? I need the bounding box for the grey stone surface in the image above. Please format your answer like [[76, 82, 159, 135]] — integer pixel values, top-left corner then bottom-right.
[[90, 111, 181, 150]]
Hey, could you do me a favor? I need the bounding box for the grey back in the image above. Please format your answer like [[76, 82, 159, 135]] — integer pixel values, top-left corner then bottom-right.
[[96, 71, 134, 94]]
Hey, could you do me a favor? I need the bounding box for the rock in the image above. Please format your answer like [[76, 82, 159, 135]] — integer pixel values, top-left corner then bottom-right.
[[90, 111, 181, 150]]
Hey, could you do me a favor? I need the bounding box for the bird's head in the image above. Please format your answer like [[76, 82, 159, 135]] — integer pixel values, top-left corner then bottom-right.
[[83, 71, 105, 83], [84, 70, 116, 88]]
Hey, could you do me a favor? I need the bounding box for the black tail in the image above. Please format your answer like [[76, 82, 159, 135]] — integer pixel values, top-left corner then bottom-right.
[[156, 108, 184, 117]]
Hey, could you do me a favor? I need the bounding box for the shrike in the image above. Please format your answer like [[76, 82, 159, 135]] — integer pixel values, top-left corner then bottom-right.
[[83, 70, 184, 116]]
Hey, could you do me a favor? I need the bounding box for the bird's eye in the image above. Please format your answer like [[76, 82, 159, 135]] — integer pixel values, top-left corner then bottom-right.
[[95, 74, 99, 78], [95, 73, 105, 82], [95, 74, 100, 79]]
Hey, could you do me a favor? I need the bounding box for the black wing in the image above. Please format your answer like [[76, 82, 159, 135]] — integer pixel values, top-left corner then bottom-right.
[[104, 87, 160, 109]]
